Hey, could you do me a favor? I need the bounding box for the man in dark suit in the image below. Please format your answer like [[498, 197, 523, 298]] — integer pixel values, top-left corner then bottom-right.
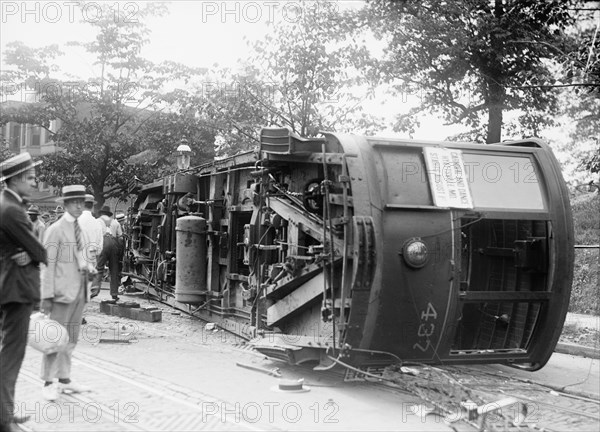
[[0, 153, 47, 432]]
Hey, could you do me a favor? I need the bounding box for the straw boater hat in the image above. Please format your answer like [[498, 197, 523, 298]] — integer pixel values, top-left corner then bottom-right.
[[116, 213, 125, 222], [56, 185, 87, 202], [0, 153, 42, 182], [84, 194, 96, 204], [27, 205, 41, 215]]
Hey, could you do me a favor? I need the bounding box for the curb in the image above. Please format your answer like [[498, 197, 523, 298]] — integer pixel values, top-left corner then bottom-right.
[[555, 342, 600, 359]]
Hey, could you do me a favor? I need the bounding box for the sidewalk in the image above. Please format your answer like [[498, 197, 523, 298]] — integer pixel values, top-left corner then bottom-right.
[[556, 312, 600, 360], [565, 313, 600, 331]]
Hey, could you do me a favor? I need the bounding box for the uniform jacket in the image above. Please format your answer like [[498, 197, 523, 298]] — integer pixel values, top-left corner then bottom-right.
[[0, 189, 48, 305], [32, 218, 46, 242], [41, 213, 94, 303]]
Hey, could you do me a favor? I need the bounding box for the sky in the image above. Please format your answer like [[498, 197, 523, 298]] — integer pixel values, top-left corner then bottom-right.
[[0, 1, 276, 75], [0, 0, 466, 140]]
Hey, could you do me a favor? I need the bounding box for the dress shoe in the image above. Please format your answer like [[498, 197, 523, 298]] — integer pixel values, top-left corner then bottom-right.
[[12, 415, 29, 424], [60, 381, 91, 394]]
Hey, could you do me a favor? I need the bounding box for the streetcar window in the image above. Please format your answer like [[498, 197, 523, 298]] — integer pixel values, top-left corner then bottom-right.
[[462, 154, 545, 210]]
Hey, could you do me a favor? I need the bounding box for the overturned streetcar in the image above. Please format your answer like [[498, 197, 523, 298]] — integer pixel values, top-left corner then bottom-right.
[[124, 127, 574, 371]]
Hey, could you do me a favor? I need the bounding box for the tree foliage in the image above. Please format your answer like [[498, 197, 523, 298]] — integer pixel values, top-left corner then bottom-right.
[[0, 3, 216, 209], [248, 1, 378, 137], [353, 0, 577, 143], [562, 6, 600, 175], [0, 143, 15, 164]]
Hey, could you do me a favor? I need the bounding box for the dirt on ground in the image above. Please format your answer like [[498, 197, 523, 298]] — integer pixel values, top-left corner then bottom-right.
[[559, 322, 600, 349], [94, 288, 600, 351]]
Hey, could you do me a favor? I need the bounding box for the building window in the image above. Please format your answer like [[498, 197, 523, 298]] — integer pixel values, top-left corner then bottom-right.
[[31, 126, 41, 147], [10, 124, 20, 152]]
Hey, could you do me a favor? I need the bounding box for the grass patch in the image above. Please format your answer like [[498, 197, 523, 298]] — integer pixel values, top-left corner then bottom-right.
[[569, 193, 599, 315]]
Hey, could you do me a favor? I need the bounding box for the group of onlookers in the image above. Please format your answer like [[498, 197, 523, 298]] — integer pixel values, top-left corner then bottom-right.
[[0, 153, 124, 431]]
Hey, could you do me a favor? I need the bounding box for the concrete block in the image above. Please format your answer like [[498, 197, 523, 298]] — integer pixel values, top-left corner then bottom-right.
[[99, 301, 162, 322]]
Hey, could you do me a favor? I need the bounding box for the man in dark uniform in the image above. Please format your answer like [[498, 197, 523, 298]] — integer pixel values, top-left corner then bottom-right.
[[0, 153, 47, 432], [27, 205, 46, 242], [96, 206, 121, 301]]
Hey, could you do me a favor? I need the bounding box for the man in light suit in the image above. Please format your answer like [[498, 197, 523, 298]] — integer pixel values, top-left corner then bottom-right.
[[0, 153, 47, 432], [40, 185, 96, 401]]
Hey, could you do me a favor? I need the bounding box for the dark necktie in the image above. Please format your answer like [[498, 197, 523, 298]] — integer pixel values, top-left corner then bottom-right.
[[74, 218, 88, 296], [74, 218, 83, 251]]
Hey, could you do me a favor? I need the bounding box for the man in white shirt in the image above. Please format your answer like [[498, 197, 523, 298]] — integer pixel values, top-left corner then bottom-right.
[[79, 194, 104, 297]]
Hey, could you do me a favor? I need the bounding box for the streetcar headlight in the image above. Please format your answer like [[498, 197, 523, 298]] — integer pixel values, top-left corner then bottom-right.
[[402, 238, 428, 268]]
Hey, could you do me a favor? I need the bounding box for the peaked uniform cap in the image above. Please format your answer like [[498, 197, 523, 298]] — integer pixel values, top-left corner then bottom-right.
[[56, 185, 87, 202], [99, 205, 113, 217], [0, 152, 42, 182], [27, 205, 41, 215]]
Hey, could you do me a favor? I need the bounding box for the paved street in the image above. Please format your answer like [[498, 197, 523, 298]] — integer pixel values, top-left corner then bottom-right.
[[12, 286, 600, 432], [14, 287, 459, 432]]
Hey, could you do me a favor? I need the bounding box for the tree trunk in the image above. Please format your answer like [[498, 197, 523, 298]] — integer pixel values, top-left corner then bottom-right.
[[486, 98, 503, 144], [93, 185, 105, 216], [486, 0, 505, 144]]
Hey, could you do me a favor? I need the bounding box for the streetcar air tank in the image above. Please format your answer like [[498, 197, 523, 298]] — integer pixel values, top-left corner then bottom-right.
[[175, 215, 207, 304]]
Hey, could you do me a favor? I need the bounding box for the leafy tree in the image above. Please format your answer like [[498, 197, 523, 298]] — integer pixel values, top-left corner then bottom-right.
[[0, 41, 63, 100], [353, 0, 577, 143], [248, 1, 378, 137], [0, 143, 15, 164], [0, 3, 216, 209], [563, 6, 600, 175]]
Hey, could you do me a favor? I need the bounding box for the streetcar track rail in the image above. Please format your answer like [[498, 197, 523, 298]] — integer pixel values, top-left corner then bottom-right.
[[72, 351, 268, 432], [314, 361, 600, 432], [76, 298, 600, 432], [19, 368, 146, 432], [87, 308, 600, 431], [424, 365, 600, 431], [18, 350, 274, 432]]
